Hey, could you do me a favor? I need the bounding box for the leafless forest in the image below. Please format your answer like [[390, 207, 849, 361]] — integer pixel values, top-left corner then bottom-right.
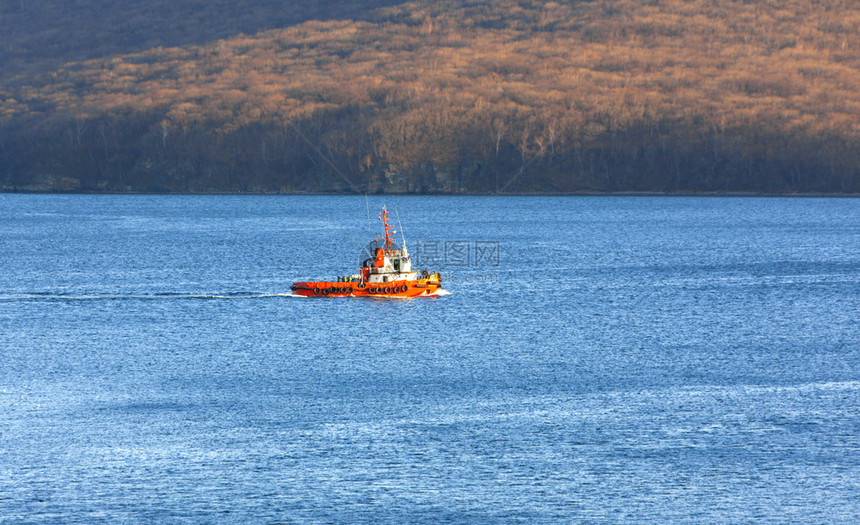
[[1, 0, 858, 193]]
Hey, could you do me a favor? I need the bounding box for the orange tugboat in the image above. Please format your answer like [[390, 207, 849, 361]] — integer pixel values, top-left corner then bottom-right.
[[290, 206, 442, 298]]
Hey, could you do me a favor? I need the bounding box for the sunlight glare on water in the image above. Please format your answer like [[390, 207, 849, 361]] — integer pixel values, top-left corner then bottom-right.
[[1, 194, 858, 523]]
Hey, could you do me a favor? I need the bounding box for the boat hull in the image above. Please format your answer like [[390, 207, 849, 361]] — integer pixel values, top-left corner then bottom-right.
[[291, 279, 441, 297]]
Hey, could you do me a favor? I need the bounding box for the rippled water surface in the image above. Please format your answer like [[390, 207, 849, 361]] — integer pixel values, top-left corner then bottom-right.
[[1, 195, 859, 523]]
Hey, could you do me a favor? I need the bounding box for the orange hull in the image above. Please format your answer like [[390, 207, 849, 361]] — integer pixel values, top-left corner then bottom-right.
[[291, 206, 441, 298], [291, 279, 440, 298]]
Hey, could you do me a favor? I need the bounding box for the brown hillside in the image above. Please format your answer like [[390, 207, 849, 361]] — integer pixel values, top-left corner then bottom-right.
[[1, 0, 858, 193]]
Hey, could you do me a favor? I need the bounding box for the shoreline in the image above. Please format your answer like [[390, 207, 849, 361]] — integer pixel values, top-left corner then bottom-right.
[[2, 189, 859, 198]]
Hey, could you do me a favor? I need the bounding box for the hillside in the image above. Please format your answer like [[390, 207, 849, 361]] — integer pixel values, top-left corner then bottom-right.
[[1, 0, 859, 194], [0, 0, 401, 78]]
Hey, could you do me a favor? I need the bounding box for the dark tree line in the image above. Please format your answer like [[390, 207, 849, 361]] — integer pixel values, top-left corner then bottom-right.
[[1, 0, 858, 194]]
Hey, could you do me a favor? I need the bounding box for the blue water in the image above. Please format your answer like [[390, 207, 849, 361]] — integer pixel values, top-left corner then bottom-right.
[[1, 194, 859, 523]]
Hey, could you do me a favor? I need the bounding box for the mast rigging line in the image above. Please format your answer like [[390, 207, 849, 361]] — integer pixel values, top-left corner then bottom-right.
[[288, 121, 360, 193]]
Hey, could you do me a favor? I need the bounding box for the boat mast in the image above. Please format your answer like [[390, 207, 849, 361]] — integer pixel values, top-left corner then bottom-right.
[[395, 206, 408, 257], [380, 206, 396, 253], [364, 193, 373, 239]]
